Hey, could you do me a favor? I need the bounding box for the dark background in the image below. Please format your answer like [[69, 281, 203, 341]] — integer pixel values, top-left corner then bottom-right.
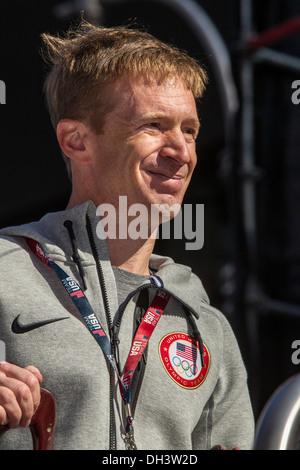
[[0, 0, 300, 423]]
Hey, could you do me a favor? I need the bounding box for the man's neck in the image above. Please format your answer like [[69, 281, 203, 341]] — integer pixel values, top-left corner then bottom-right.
[[106, 236, 156, 275], [67, 193, 157, 275]]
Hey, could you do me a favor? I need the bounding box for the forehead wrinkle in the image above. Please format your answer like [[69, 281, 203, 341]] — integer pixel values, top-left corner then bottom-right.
[[105, 78, 199, 128]]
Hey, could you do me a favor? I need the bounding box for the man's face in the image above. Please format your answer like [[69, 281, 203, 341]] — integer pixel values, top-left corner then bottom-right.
[[88, 76, 199, 215]]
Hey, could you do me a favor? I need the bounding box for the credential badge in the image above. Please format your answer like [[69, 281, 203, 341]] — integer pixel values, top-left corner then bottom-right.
[[159, 332, 210, 389]]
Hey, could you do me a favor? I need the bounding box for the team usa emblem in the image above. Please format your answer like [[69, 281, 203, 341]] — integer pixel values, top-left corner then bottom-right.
[[159, 332, 210, 389]]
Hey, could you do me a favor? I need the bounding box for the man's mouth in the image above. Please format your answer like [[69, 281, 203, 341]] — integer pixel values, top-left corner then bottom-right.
[[144, 169, 187, 194], [145, 169, 185, 181]]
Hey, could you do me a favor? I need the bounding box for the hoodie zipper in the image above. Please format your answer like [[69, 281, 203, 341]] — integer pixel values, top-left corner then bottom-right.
[[86, 215, 117, 450]]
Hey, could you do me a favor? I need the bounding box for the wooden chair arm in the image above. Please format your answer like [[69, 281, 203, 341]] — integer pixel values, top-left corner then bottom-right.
[[0, 388, 56, 450]]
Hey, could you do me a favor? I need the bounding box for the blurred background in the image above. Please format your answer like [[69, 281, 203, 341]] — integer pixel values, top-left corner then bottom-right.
[[0, 0, 299, 423]]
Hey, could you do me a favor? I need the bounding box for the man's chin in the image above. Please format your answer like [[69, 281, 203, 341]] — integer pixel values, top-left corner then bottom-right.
[[143, 194, 183, 225]]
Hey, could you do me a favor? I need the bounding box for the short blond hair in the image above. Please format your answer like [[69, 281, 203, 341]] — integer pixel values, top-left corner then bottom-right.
[[41, 20, 207, 175]]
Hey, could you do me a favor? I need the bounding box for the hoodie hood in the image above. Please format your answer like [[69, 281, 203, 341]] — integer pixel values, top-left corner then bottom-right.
[[0, 200, 209, 317]]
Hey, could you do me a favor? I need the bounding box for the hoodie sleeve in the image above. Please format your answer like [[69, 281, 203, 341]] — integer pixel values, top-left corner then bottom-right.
[[192, 312, 255, 450]]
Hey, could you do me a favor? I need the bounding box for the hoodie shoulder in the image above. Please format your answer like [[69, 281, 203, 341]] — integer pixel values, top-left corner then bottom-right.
[[0, 201, 97, 263], [0, 232, 29, 252]]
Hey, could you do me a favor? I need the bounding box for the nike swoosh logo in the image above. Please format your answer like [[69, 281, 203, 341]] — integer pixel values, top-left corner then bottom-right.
[[12, 315, 69, 334]]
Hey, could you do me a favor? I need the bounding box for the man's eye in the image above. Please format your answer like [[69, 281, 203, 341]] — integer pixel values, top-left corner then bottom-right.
[[184, 129, 197, 141], [148, 122, 160, 128]]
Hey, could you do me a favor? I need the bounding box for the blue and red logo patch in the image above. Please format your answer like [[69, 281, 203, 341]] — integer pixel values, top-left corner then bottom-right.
[[159, 332, 210, 389]]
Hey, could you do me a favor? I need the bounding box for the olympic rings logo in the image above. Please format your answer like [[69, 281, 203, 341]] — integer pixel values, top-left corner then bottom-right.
[[172, 356, 198, 377]]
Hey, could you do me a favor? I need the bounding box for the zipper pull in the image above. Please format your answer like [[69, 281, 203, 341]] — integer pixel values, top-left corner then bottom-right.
[[111, 325, 120, 345], [111, 326, 121, 373]]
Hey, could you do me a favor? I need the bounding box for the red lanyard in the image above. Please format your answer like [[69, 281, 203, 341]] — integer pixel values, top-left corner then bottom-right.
[[122, 289, 170, 392]]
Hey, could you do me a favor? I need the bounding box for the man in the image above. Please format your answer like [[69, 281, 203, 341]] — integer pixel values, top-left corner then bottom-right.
[[0, 21, 254, 450]]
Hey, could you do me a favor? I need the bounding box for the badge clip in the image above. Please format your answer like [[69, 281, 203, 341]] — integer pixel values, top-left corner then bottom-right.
[[124, 403, 137, 450]]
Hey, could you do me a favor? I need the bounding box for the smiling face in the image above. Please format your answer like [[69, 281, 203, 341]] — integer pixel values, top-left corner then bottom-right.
[[85, 76, 200, 217]]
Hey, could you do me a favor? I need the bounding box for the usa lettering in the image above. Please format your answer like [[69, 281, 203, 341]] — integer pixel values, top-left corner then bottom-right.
[[61, 277, 84, 298], [86, 313, 101, 331], [144, 310, 159, 326], [130, 340, 143, 356], [62, 276, 81, 294]]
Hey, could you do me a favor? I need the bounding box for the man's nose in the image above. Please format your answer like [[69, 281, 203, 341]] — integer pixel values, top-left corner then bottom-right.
[[160, 129, 192, 165]]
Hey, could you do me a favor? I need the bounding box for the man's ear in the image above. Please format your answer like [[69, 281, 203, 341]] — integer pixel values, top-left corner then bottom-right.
[[56, 119, 91, 164]]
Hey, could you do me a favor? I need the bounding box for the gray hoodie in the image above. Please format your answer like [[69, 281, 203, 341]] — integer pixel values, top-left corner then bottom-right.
[[0, 201, 254, 450]]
